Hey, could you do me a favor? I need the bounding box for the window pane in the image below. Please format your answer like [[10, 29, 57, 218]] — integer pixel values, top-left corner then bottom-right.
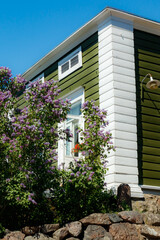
[[26, 76, 43, 89], [71, 55, 79, 68], [61, 61, 69, 73], [68, 101, 81, 116]]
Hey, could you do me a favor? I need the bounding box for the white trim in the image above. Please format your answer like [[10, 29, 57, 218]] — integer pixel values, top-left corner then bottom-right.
[[58, 46, 82, 80], [58, 88, 84, 167], [62, 87, 84, 102], [98, 16, 143, 198], [141, 185, 160, 191], [141, 185, 160, 196]]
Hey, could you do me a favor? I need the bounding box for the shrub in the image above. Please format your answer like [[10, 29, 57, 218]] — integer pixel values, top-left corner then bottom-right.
[[0, 67, 117, 228], [52, 101, 116, 224], [0, 223, 5, 238], [0, 67, 71, 228]]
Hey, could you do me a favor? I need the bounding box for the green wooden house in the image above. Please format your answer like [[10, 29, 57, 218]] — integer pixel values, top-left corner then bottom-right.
[[22, 7, 160, 198]]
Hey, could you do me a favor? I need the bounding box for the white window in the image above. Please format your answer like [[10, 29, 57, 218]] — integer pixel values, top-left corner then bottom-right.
[[58, 88, 84, 168], [58, 47, 82, 80], [26, 73, 44, 88]]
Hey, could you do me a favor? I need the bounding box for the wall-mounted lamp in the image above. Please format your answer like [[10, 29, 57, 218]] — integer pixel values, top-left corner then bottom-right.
[[141, 73, 160, 100]]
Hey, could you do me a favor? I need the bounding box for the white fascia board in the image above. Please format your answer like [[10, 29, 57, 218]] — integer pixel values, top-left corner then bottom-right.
[[110, 8, 160, 35]]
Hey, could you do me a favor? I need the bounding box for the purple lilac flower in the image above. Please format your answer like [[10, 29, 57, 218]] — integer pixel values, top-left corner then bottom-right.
[[20, 183, 26, 188], [25, 174, 29, 179], [82, 151, 86, 156], [87, 167, 92, 170]]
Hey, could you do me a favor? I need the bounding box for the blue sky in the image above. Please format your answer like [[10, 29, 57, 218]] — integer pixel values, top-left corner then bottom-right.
[[1, 0, 160, 76]]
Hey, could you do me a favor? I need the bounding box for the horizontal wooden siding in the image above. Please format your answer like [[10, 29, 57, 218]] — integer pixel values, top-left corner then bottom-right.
[[44, 32, 99, 103], [134, 29, 160, 187]]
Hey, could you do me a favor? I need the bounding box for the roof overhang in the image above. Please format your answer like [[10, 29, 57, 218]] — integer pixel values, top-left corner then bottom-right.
[[23, 7, 160, 80]]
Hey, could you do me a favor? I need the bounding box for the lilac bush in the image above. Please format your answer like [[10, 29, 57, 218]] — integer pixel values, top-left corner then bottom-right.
[[0, 67, 72, 226], [0, 66, 116, 227], [80, 100, 114, 161], [65, 100, 115, 186], [52, 101, 115, 223]]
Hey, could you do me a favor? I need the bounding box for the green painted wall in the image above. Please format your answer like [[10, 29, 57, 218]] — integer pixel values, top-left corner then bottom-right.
[[44, 32, 99, 104], [134, 29, 160, 187]]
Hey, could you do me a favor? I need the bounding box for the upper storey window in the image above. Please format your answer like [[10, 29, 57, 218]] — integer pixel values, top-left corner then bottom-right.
[[58, 47, 82, 80], [26, 73, 44, 89]]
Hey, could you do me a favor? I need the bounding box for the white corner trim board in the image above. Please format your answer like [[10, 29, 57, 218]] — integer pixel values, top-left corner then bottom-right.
[[98, 16, 143, 198]]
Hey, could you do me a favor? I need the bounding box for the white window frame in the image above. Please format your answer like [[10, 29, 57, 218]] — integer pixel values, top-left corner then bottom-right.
[[26, 73, 44, 89], [58, 88, 84, 168], [58, 47, 82, 80]]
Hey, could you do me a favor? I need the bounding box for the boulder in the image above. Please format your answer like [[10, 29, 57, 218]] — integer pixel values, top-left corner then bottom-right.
[[66, 222, 82, 237], [132, 200, 147, 213], [41, 224, 60, 234], [117, 184, 132, 210], [143, 212, 160, 226], [83, 225, 113, 240], [52, 227, 69, 240], [118, 211, 143, 224], [132, 194, 160, 214], [80, 213, 111, 226], [141, 225, 160, 239], [25, 233, 53, 240], [134, 224, 149, 240], [107, 214, 123, 223], [22, 226, 39, 236], [4, 230, 11, 235], [4, 231, 25, 240], [66, 238, 80, 240], [109, 222, 139, 240]]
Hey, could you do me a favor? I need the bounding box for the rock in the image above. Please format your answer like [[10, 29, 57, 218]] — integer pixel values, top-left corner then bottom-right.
[[4, 231, 25, 240], [132, 194, 160, 214], [117, 184, 132, 210], [107, 214, 123, 223], [134, 224, 149, 240], [22, 226, 39, 236], [83, 225, 113, 240], [144, 194, 160, 214], [66, 221, 82, 237], [4, 230, 11, 235], [132, 200, 147, 213], [25, 233, 53, 240], [52, 227, 69, 240], [118, 211, 143, 224], [143, 212, 160, 226], [157, 198, 160, 213], [41, 224, 60, 234], [141, 225, 160, 239], [66, 238, 80, 240], [109, 222, 139, 240], [80, 213, 111, 226]]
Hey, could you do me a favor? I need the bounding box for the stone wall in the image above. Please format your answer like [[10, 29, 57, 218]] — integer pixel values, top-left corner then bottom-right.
[[2, 210, 160, 240], [1, 194, 160, 240]]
